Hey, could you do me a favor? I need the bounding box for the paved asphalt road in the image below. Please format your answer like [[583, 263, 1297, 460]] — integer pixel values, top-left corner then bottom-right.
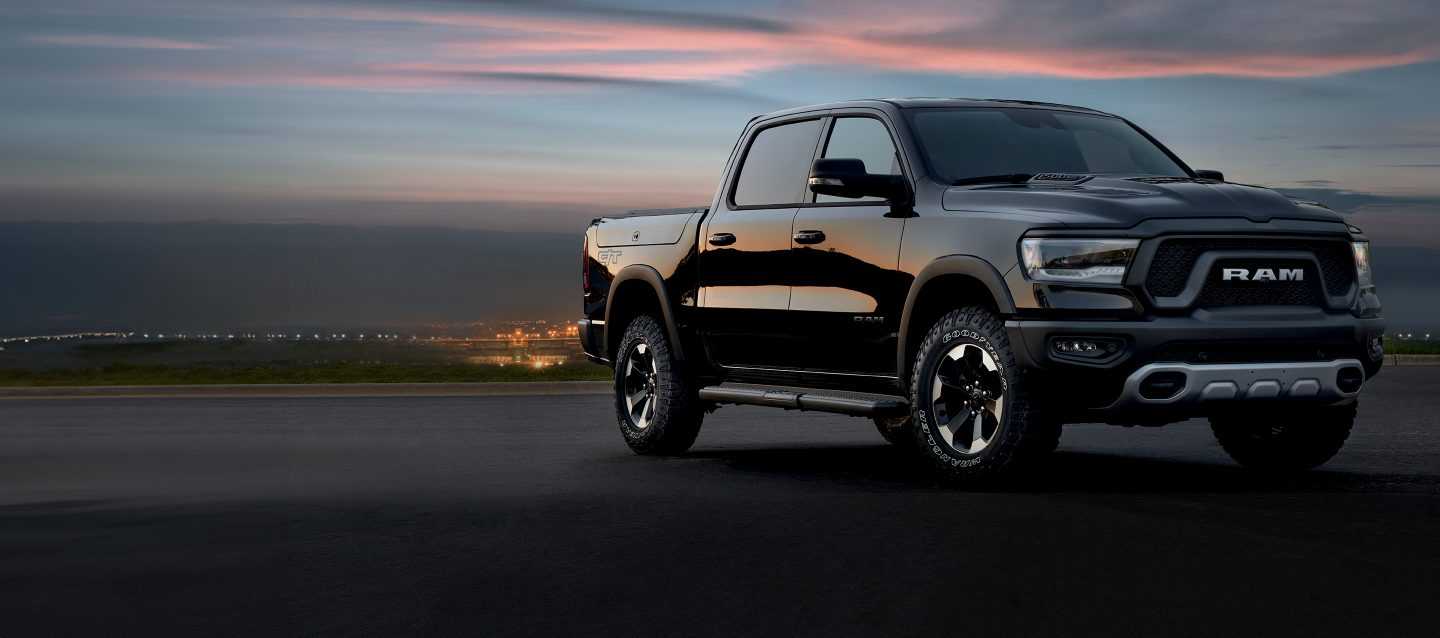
[[2, 369, 1438, 637]]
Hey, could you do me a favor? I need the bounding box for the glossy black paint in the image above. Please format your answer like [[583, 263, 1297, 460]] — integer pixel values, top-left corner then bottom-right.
[[581, 98, 1384, 415]]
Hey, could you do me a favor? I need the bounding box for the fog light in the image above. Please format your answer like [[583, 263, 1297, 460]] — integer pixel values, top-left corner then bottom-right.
[[1368, 336, 1384, 359], [1050, 337, 1122, 361], [1055, 340, 1098, 353]]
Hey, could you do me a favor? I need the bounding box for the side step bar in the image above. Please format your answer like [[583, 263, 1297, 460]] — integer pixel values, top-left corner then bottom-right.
[[697, 383, 910, 418]]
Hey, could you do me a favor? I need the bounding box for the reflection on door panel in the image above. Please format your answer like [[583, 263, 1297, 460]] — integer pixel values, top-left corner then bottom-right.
[[697, 117, 821, 368], [786, 115, 910, 375], [788, 287, 879, 313]]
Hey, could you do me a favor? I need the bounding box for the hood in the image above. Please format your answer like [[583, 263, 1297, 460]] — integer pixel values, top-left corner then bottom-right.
[[942, 176, 1346, 228]]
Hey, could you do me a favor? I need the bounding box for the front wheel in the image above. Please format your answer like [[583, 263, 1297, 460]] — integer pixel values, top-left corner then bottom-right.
[[1209, 402, 1356, 471], [907, 307, 1057, 481], [613, 315, 703, 455]]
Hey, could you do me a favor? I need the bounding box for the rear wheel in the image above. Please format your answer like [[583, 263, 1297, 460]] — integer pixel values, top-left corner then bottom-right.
[[1210, 402, 1356, 471], [613, 315, 703, 455], [908, 307, 1057, 481]]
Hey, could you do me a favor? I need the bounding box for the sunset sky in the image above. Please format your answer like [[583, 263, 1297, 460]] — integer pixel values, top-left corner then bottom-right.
[[2, 0, 1438, 242], [1, 0, 1438, 333]]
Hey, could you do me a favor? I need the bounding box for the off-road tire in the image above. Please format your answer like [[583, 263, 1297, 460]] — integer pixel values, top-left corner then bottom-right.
[[613, 315, 704, 455], [1210, 402, 1356, 471], [908, 307, 1057, 481], [873, 416, 915, 447]]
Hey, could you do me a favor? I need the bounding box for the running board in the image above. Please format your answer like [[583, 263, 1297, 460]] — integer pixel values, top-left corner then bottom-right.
[[698, 383, 909, 417]]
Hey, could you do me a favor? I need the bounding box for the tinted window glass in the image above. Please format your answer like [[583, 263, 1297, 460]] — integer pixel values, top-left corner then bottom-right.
[[817, 117, 901, 203], [732, 119, 822, 207], [905, 108, 1188, 183]]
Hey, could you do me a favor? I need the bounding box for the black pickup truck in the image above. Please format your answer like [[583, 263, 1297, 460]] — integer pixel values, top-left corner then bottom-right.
[[579, 98, 1385, 480]]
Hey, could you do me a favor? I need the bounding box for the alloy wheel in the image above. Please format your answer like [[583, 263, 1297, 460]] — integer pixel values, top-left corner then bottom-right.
[[622, 341, 659, 429], [930, 343, 1005, 455]]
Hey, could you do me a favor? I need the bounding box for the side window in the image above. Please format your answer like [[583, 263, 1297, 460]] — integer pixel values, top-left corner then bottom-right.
[[816, 117, 901, 203], [732, 119, 822, 208]]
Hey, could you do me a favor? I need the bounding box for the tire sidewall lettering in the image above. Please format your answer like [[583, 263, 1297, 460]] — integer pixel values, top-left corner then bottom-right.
[[920, 320, 1008, 467]]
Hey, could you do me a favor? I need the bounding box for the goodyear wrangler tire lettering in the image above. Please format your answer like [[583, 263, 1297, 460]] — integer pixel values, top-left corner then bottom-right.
[[906, 306, 1060, 481]]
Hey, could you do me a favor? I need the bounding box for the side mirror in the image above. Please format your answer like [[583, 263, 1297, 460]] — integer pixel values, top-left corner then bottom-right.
[[808, 158, 908, 201], [1194, 169, 1225, 182]]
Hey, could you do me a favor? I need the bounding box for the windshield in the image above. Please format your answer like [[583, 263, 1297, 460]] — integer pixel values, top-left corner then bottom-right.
[[905, 108, 1190, 184]]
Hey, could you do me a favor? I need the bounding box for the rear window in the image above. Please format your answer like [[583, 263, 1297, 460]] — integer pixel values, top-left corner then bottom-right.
[[732, 119, 823, 207]]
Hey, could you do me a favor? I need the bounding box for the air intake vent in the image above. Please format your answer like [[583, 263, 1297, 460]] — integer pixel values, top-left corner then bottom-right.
[[1030, 173, 1088, 183]]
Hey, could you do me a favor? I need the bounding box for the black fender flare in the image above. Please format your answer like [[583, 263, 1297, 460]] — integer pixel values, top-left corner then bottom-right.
[[603, 264, 686, 363], [895, 255, 1016, 374]]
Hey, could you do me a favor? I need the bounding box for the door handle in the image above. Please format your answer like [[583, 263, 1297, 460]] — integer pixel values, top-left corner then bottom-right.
[[708, 232, 736, 246], [793, 230, 826, 245]]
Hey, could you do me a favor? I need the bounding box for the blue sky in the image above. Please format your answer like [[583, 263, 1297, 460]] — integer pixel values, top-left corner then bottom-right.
[[0, 0, 1438, 247]]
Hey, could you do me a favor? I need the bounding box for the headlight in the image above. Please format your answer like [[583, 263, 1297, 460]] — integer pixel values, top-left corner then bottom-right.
[[1351, 241, 1373, 287], [1020, 238, 1139, 284]]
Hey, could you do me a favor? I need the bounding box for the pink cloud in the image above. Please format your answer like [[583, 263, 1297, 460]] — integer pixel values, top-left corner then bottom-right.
[[62, 2, 1440, 91], [26, 34, 215, 50]]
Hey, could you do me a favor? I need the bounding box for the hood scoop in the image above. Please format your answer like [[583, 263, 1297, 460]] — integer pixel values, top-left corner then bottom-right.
[[1029, 173, 1091, 184]]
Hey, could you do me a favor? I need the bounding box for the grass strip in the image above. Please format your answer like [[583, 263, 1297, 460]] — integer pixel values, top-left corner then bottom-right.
[[0, 362, 613, 387]]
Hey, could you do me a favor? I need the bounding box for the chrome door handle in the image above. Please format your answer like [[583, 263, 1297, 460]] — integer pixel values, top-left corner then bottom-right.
[[708, 233, 736, 246], [793, 230, 826, 245]]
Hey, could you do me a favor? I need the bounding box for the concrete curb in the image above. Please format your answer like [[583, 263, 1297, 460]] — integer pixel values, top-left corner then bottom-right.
[[0, 381, 612, 400], [1390, 354, 1440, 366]]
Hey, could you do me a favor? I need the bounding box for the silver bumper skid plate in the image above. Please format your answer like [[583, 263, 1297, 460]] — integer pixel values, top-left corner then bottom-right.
[[1114, 359, 1365, 408]]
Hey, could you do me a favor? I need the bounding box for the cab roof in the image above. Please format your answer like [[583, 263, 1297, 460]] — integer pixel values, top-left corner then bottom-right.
[[753, 98, 1113, 123]]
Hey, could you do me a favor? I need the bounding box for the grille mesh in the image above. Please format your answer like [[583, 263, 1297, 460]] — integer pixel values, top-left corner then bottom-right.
[[1145, 238, 1354, 304]]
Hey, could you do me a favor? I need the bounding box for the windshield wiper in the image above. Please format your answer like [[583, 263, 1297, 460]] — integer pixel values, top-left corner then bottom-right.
[[950, 173, 1033, 186]]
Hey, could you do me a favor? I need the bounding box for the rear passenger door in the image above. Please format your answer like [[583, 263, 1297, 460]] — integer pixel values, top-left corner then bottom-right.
[[696, 116, 824, 368], [785, 114, 910, 377]]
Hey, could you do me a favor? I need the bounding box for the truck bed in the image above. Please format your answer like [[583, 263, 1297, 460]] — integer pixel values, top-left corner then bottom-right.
[[593, 207, 708, 247]]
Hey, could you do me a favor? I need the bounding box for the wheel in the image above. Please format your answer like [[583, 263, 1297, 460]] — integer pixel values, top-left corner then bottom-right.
[[613, 315, 703, 455], [1209, 402, 1356, 471], [907, 307, 1057, 481], [873, 415, 915, 447]]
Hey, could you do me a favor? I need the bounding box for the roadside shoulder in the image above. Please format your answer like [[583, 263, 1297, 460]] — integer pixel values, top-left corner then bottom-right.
[[0, 381, 612, 400]]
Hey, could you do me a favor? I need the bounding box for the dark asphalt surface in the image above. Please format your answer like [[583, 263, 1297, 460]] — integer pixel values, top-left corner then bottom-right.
[[2, 369, 1438, 636]]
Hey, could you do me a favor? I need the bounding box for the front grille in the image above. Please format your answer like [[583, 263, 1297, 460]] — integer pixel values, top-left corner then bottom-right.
[[1144, 238, 1354, 305], [1154, 341, 1357, 364], [1194, 258, 1321, 306]]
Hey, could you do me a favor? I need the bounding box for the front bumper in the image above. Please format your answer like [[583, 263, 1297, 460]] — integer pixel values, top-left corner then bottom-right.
[[1006, 309, 1386, 414]]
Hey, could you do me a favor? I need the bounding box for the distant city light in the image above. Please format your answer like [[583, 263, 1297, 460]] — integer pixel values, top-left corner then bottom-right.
[[0, 320, 608, 368]]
